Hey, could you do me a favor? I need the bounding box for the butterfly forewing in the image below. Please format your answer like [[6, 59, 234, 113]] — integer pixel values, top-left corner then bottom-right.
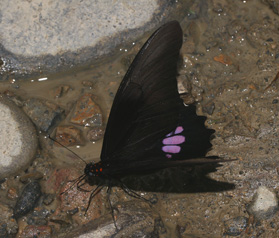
[[101, 21, 184, 161]]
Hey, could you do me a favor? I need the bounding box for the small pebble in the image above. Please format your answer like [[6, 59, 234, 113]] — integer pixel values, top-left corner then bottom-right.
[[55, 125, 84, 146], [87, 126, 105, 141], [202, 102, 215, 115], [70, 93, 102, 127], [43, 194, 55, 206], [224, 216, 248, 236], [7, 187, 18, 200], [50, 85, 71, 98], [248, 186, 278, 219], [14, 181, 42, 218], [67, 207, 79, 215]]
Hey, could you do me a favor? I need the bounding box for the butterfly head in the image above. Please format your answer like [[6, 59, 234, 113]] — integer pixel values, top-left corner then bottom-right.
[[84, 161, 104, 177]]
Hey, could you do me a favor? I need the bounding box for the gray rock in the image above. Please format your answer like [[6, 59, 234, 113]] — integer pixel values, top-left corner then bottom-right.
[[14, 181, 42, 218], [224, 216, 248, 236], [23, 98, 63, 132], [0, 0, 183, 77], [0, 96, 38, 180], [248, 186, 278, 219]]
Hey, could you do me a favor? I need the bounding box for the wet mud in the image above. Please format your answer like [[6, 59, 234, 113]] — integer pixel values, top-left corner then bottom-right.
[[1, 0, 279, 237]]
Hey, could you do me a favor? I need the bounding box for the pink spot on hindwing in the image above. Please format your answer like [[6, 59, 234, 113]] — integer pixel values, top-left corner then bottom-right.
[[174, 126, 184, 134], [162, 126, 185, 159], [162, 145, 181, 153], [162, 135, 185, 145], [166, 126, 184, 137]]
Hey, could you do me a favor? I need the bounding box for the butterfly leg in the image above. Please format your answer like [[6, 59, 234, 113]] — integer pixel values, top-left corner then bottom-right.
[[118, 179, 150, 203], [61, 174, 86, 195], [77, 179, 91, 192], [85, 184, 104, 214], [107, 185, 119, 231]]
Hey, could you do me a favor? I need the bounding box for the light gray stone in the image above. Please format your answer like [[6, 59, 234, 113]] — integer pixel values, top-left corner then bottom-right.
[[0, 0, 182, 76], [248, 186, 278, 219], [0, 0, 159, 57], [0, 96, 37, 180]]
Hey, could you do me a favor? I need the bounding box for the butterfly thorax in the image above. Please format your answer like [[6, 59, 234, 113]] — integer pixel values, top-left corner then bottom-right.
[[84, 161, 108, 178]]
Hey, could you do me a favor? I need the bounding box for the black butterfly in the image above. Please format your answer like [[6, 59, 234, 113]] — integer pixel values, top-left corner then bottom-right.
[[85, 21, 226, 178], [62, 20, 232, 228]]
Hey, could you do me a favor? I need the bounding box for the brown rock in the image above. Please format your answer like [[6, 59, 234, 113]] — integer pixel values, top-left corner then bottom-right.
[[70, 93, 102, 127], [55, 125, 84, 147]]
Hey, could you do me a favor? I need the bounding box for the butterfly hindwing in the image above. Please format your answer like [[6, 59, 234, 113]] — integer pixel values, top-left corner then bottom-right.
[[161, 105, 216, 160]]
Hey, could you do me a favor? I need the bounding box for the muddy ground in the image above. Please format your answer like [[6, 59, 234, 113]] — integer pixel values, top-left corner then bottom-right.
[[2, 0, 279, 237]]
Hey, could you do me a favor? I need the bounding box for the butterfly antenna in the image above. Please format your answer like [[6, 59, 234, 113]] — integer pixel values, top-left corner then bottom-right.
[[47, 135, 88, 165]]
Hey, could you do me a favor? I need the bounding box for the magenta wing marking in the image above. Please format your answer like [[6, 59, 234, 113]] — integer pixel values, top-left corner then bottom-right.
[[174, 126, 183, 134], [162, 126, 185, 158], [162, 145, 181, 153], [162, 135, 185, 145]]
